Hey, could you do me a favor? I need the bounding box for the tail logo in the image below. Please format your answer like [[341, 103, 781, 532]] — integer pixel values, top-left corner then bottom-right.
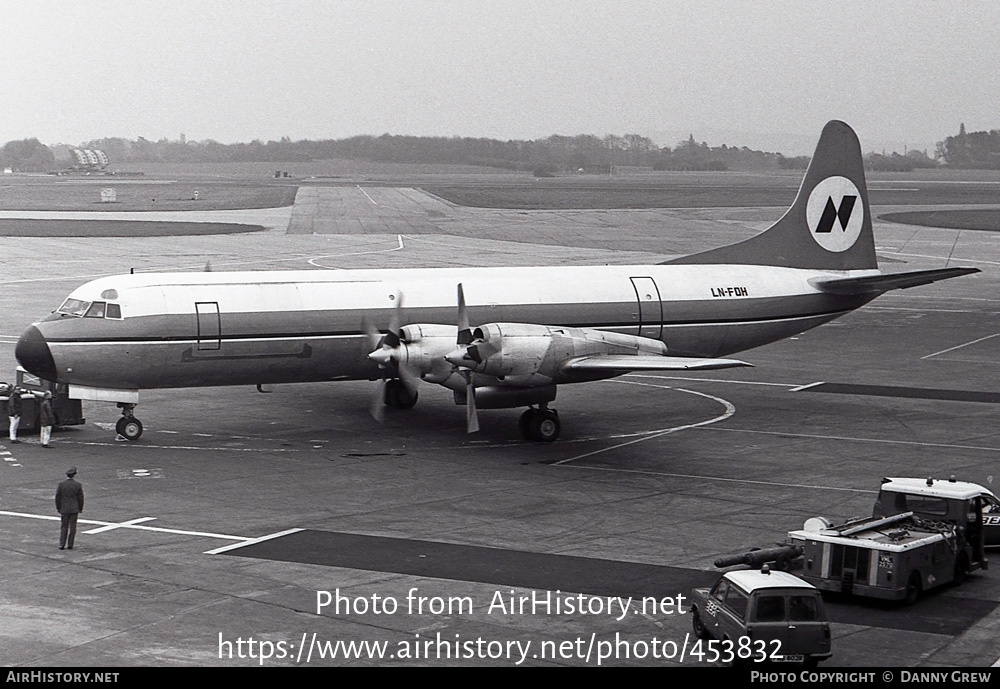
[[807, 176, 864, 253]]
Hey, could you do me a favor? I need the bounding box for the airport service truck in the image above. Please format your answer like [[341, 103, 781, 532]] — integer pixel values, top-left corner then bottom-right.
[[0, 366, 85, 432], [716, 477, 996, 604]]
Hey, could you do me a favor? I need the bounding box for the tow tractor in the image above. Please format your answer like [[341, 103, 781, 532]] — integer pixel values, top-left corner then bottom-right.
[[715, 476, 995, 604]]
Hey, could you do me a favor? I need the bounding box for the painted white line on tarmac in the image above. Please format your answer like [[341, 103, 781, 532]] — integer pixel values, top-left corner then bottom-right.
[[0, 510, 252, 542], [921, 332, 1000, 360], [700, 426, 1000, 453], [84, 517, 157, 534], [204, 528, 304, 555], [626, 373, 796, 388], [69, 441, 304, 453], [557, 464, 876, 494], [554, 382, 736, 465]]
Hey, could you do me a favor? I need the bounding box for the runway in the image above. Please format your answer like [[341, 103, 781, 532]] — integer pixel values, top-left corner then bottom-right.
[[1, 181, 999, 667]]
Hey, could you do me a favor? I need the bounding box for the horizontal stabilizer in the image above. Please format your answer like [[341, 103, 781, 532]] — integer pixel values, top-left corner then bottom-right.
[[560, 355, 752, 373], [810, 267, 980, 295]]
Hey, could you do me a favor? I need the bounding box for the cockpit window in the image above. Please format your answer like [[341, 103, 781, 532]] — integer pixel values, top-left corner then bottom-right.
[[57, 298, 121, 319], [57, 298, 91, 317]]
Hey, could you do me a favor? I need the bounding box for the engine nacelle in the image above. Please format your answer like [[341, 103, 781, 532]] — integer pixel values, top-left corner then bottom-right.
[[454, 384, 556, 409], [383, 324, 457, 381], [454, 323, 669, 382]]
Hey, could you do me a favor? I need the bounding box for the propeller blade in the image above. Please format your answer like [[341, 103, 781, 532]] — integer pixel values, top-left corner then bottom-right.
[[386, 292, 403, 347], [362, 315, 382, 351], [369, 378, 386, 423], [457, 283, 472, 345], [464, 370, 479, 433], [365, 290, 407, 425], [398, 362, 421, 397]]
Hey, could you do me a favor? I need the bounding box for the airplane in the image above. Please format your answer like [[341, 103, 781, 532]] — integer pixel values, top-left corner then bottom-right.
[[14, 120, 979, 443]]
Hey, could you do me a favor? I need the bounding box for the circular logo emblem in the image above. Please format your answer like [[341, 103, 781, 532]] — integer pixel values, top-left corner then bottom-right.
[[806, 176, 864, 252]]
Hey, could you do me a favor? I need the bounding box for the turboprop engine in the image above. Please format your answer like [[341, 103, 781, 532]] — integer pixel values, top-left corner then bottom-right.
[[444, 323, 670, 386], [367, 323, 458, 385]]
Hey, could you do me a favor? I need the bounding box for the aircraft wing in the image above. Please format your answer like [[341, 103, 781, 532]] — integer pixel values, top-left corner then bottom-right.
[[810, 267, 979, 295], [560, 355, 752, 373]]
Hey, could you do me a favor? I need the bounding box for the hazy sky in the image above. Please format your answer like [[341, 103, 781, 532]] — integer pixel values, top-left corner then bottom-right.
[[3, 1, 997, 155]]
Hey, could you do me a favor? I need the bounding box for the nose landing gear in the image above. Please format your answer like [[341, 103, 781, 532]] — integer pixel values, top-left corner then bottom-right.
[[115, 403, 144, 441]]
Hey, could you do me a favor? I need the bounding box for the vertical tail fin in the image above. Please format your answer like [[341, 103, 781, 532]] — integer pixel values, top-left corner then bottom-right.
[[667, 120, 877, 271]]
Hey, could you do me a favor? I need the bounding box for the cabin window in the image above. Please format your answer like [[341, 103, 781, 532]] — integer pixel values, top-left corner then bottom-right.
[[57, 298, 91, 317], [105, 303, 122, 319], [903, 495, 949, 516], [85, 302, 106, 318], [724, 587, 749, 621], [788, 595, 820, 622], [755, 595, 786, 623]]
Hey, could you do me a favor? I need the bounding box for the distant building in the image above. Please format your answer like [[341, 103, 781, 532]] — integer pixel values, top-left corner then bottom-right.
[[69, 149, 109, 171]]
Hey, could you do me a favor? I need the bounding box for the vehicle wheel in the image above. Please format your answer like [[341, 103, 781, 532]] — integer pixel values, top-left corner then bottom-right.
[[518, 409, 536, 439], [691, 609, 710, 640], [529, 410, 560, 442], [953, 553, 969, 586], [904, 571, 922, 605], [384, 379, 417, 409], [116, 416, 143, 441]]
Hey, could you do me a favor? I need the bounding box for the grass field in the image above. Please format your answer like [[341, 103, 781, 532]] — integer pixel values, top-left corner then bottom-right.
[[1, 165, 998, 234], [0, 219, 266, 236], [0, 177, 297, 211]]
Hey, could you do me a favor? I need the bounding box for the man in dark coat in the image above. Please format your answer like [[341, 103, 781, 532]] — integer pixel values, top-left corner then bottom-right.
[[4, 386, 22, 443], [39, 391, 55, 448], [55, 467, 84, 550]]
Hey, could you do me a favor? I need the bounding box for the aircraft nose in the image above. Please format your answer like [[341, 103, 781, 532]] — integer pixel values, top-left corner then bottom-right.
[[15, 325, 57, 382]]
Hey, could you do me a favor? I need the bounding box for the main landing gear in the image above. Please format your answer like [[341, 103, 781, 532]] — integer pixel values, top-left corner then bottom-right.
[[519, 404, 560, 442], [383, 378, 418, 410], [115, 403, 143, 441]]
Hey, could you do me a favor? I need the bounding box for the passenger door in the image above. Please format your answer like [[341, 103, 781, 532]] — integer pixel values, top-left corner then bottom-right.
[[195, 302, 221, 351], [630, 277, 662, 340]]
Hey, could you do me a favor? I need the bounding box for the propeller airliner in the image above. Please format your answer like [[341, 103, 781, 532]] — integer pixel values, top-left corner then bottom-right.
[[15, 121, 978, 442]]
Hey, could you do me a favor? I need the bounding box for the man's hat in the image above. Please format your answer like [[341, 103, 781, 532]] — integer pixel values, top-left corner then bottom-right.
[[66, 467, 77, 477]]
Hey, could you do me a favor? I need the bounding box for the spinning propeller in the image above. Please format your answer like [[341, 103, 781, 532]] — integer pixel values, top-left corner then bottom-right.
[[364, 292, 419, 422], [444, 283, 499, 434]]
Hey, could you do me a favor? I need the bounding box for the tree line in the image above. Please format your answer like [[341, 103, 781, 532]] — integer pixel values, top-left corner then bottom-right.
[[0, 124, 996, 173]]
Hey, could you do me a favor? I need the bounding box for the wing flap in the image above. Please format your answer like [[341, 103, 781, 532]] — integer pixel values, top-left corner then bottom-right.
[[810, 267, 979, 295], [560, 355, 752, 373]]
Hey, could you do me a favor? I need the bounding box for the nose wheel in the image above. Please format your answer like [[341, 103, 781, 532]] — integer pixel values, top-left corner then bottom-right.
[[519, 406, 560, 442], [116, 403, 144, 441]]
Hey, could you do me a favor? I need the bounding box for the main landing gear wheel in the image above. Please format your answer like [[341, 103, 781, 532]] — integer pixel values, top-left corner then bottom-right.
[[519, 406, 560, 442], [384, 379, 418, 409], [116, 416, 143, 441]]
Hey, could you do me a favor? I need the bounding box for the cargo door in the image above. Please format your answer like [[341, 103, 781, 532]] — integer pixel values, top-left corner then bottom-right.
[[782, 593, 830, 657], [195, 302, 221, 351], [751, 593, 792, 650], [630, 276, 662, 339]]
